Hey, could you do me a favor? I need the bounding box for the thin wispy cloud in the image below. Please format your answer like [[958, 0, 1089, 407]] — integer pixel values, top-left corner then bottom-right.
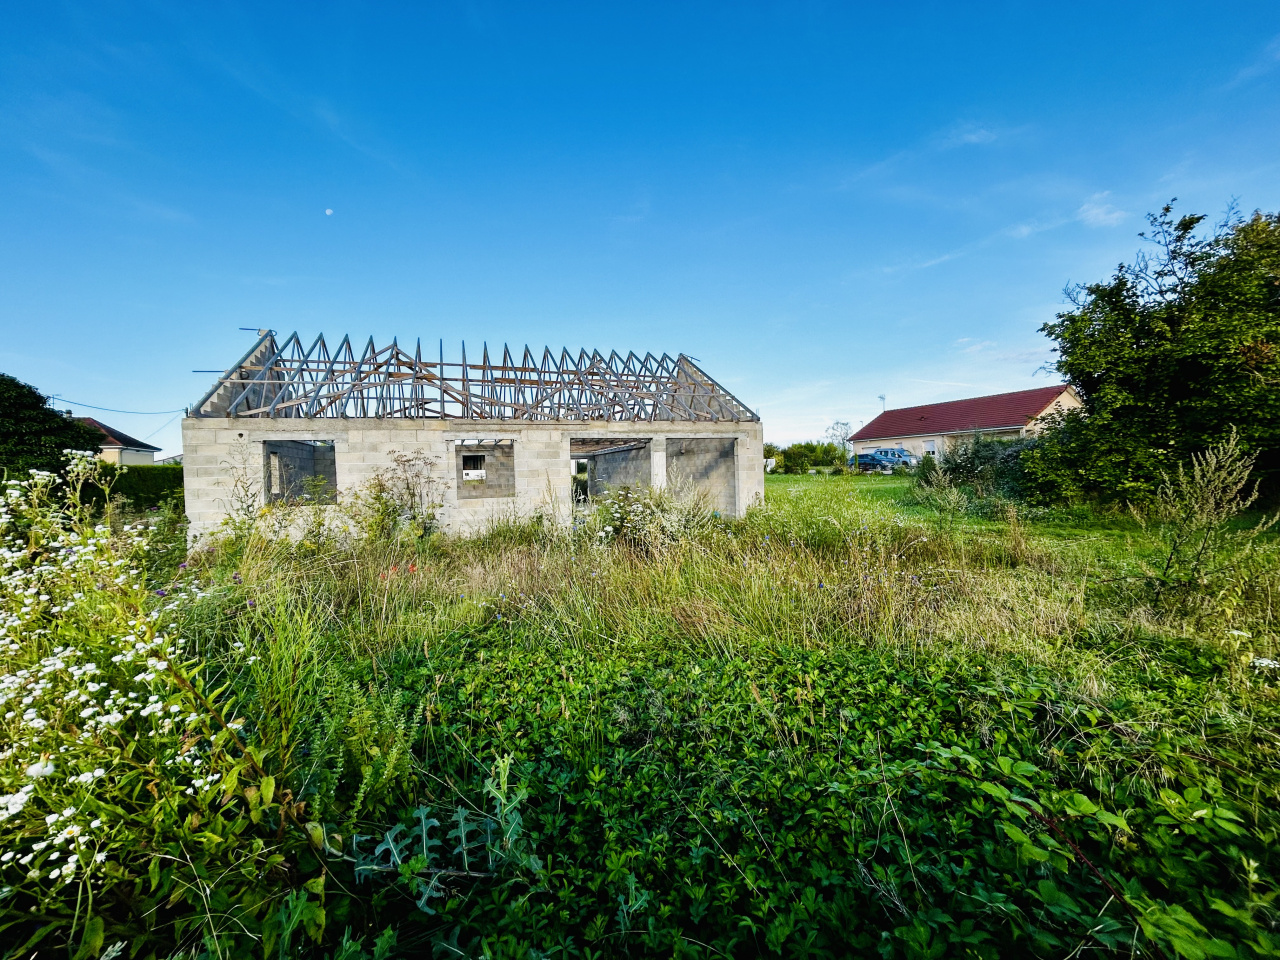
[[1225, 34, 1280, 88], [21, 144, 192, 222], [840, 119, 1009, 188], [310, 99, 405, 171], [936, 122, 998, 148], [916, 249, 964, 269], [1077, 191, 1128, 227], [7, 91, 126, 149], [996, 348, 1054, 365], [610, 199, 651, 226], [197, 47, 407, 173], [881, 211, 1069, 275], [1004, 216, 1068, 239]]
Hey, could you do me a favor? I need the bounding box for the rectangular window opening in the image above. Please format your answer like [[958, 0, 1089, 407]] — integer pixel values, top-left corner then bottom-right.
[[455, 440, 515, 499], [262, 440, 337, 503]]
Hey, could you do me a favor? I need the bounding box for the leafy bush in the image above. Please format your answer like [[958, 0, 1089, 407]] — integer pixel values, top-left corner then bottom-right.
[[0, 460, 535, 958], [781, 441, 844, 473], [0, 460, 294, 956], [593, 480, 722, 550], [935, 433, 1039, 500], [94, 463, 184, 510]]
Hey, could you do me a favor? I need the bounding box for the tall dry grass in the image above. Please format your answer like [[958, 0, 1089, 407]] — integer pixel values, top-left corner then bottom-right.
[[198, 475, 1278, 708]]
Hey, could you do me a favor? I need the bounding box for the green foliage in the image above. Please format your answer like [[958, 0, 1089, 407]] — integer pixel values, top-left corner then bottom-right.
[[914, 452, 940, 482], [96, 463, 184, 510], [1035, 202, 1280, 502], [593, 480, 722, 548], [0, 374, 104, 477], [0, 460, 300, 957], [1134, 428, 1279, 621], [5, 468, 1280, 958], [916, 433, 1043, 507], [781, 441, 844, 473], [305, 635, 1277, 958], [343, 450, 447, 542], [909, 437, 1051, 524]]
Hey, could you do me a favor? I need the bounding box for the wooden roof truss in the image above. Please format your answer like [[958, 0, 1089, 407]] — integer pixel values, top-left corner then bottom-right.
[[193, 332, 758, 422]]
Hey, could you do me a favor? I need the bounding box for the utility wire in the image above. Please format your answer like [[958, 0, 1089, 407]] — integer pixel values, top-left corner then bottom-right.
[[52, 397, 187, 415], [142, 413, 183, 442]]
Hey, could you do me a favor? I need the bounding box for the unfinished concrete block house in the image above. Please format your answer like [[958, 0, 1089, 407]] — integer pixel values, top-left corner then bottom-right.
[[181, 331, 764, 537]]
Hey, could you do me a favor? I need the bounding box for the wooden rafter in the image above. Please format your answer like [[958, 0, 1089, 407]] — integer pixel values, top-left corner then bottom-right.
[[193, 332, 759, 422]]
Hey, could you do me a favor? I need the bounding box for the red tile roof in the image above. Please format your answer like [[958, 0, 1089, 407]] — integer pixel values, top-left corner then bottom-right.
[[850, 385, 1072, 442], [75, 417, 161, 452]]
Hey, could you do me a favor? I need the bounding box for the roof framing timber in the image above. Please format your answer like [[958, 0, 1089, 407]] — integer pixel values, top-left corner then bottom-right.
[[193, 332, 758, 423]]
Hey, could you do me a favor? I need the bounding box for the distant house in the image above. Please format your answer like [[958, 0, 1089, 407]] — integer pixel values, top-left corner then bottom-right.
[[76, 417, 161, 465], [849, 385, 1081, 459]]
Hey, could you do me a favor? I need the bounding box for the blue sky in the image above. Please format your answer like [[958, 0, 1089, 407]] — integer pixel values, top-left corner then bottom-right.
[[2, 3, 1278, 454]]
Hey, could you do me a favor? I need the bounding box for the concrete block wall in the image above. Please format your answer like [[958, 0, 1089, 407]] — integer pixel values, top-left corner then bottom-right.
[[587, 442, 651, 497], [181, 418, 763, 539], [666, 438, 737, 516]]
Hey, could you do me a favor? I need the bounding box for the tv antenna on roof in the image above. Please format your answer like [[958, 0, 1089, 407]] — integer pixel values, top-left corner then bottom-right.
[[878, 394, 886, 412]]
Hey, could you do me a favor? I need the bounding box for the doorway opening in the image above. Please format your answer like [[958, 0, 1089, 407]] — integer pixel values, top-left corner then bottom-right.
[[569, 438, 651, 502]]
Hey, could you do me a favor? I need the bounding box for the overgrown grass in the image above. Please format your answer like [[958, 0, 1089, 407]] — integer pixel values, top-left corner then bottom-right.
[[3, 470, 1279, 958]]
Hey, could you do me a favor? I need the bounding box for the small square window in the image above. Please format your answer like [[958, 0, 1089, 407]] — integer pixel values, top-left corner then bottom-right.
[[455, 440, 512, 497]]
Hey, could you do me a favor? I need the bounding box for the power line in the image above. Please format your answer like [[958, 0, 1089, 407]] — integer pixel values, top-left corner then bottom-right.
[[142, 413, 183, 441], [53, 397, 187, 416]]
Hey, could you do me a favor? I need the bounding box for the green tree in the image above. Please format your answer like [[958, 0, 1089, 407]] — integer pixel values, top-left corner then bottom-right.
[[824, 420, 852, 461], [1030, 203, 1280, 502], [781, 441, 843, 473], [0, 373, 104, 476]]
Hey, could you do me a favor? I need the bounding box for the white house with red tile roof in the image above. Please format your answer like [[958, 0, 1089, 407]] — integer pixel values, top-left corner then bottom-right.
[[75, 416, 161, 465], [849, 385, 1081, 459]]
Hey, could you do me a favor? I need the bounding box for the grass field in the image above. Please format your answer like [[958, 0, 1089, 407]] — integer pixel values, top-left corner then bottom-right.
[[2, 470, 1278, 958]]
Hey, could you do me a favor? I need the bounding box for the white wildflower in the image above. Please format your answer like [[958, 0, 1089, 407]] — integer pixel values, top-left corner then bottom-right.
[[24, 761, 55, 779]]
